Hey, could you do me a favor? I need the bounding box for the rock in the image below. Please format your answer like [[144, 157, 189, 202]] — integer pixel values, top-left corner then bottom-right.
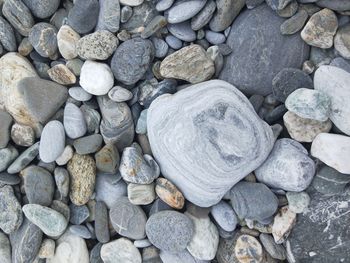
[[165, 0, 207, 24], [47, 231, 89, 263], [7, 142, 39, 174], [211, 201, 237, 232], [0, 172, 20, 185], [121, 6, 133, 23], [191, 0, 217, 31], [0, 231, 11, 263], [276, 0, 298, 17], [165, 35, 182, 49], [141, 15, 167, 39], [64, 103, 87, 139], [301, 8, 338, 48], [229, 182, 278, 222], [97, 0, 121, 32], [128, 183, 156, 205], [134, 239, 152, 248], [146, 210, 194, 253], [109, 196, 147, 239], [0, 185, 22, 234], [56, 145, 74, 166], [149, 198, 173, 216], [0, 16, 16, 52], [69, 204, 90, 225], [57, 25, 80, 60], [317, 0, 350, 11], [68, 0, 100, 34], [73, 134, 103, 155], [22, 0, 60, 18], [151, 37, 169, 58], [272, 206, 296, 244], [0, 110, 12, 148], [147, 80, 274, 207], [48, 64, 76, 85], [286, 191, 310, 213], [2, 0, 34, 36], [22, 165, 54, 206], [260, 233, 286, 260], [111, 38, 154, 85], [101, 238, 142, 263], [205, 30, 226, 45], [90, 243, 103, 263], [54, 167, 70, 198], [280, 9, 309, 35], [119, 145, 160, 184], [330, 57, 350, 73], [120, 0, 144, 6], [95, 201, 110, 243], [311, 133, 350, 174], [69, 225, 91, 239], [38, 238, 55, 259], [108, 86, 133, 102], [155, 178, 185, 209], [69, 87, 92, 102], [67, 153, 96, 205], [29, 23, 57, 58], [160, 249, 207, 263], [156, 0, 175, 11], [283, 111, 332, 142], [219, 4, 309, 96], [39, 121, 65, 163], [95, 144, 120, 174], [0, 146, 18, 172], [167, 21, 196, 42], [22, 204, 68, 237], [266, 0, 292, 10], [67, 59, 84, 76], [314, 66, 350, 135], [235, 234, 264, 263], [95, 173, 127, 208], [18, 38, 33, 57], [11, 123, 35, 147]]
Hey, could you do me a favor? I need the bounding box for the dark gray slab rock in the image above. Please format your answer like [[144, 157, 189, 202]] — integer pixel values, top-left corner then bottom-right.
[[68, 0, 100, 34], [96, 0, 121, 33], [7, 142, 39, 174], [95, 173, 127, 208], [28, 23, 58, 58], [95, 201, 110, 243], [317, 0, 350, 11], [0, 110, 12, 148], [0, 185, 22, 234], [0, 17, 17, 52], [219, 4, 309, 96], [23, 0, 60, 18]]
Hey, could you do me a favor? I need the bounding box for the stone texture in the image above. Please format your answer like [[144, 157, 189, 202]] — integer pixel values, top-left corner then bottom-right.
[[64, 103, 87, 139], [108, 86, 133, 102], [155, 177, 185, 209], [57, 25, 80, 60], [69, 204, 89, 225], [141, 15, 168, 39], [68, 0, 100, 34], [191, 0, 217, 31], [29, 23, 57, 58], [73, 134, 103, 155], [0, 110, 12, 148], [235, 234, 264, 263], [286, 191, 310, 214], [11, 123, 35, 147], [0, 185, 22, 234], [69, 87, 92, 102], [101, 238, 142, 263], [56, 145, 74, 166], [167, 21, 196, 42], [147, 80, 274, 207], [48, 64, 76, 85], [0, 146, 18, 173], [272, 206, 296, 244], [0, 172, 20, 185], [334, 24, 350, 59], [23, 0, 60, 18], [260, 233, 286, 260], [38, 238, 55, 259], [210, 0, 245, 32], [7, 142, 39, 174], [39, 121, 65, 163], [54, 167, 70, 199], [317, 0, 350, 11], [97, 0, 121, 32], [128, 183, 156, 205], [95, 173, 127, 208], [160, 250, 208, 263]]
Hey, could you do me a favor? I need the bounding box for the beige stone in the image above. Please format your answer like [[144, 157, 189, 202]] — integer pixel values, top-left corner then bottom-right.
[[57, 25, 80, 60], [48, 64, 76, 85], [272, 206, 296, 244]]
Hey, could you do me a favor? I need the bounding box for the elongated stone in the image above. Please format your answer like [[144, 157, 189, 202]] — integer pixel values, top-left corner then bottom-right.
[[0, 185, 22, 234], [165, 0, 207, 24], [97, 0, 121, 33], [7, 142, 39, 174], [39, 121, 65, 163]]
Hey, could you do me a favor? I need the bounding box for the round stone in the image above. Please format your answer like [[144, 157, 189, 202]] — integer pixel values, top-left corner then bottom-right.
[[0, 185, 22, 234], [54, 167, 70, 198], [69, 87, 93, 102], [168, 21, 196, 42], [101, 238, 142, 263], [67, 0, 100, 34], [64, 103, 87, 139], [155, 178, 185, 209], [57, 25, 81, 60], [10, 123, 35, 147], [211, 201, 238, 232], [39, 121, 65, 163], [29, 23, 58, 58]]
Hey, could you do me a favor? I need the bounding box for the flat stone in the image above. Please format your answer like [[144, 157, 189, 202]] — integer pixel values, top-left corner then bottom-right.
[[95, 173, 127, 208], [48, 64, 76, 85], [128, 183, 156, 205], [108, 86, 133, 102], [276, 0, 298, 17], [0, 16, 16, 52], [0, 110, 12, 148], [69, 204, 90, 225], [191, 0, 216, 31], [136, 110, 147, 134], [38, 238, 55, 259], [64, 103, 87, 139], [101, 238, 142, 263], [205, 30, 226, 45], [165, 35, 182, 49], [95, 144, 120, 174], [147, 80, 274, 207], [134, 239, 152, 248], [54, 167, 70, 198], [0, 231, 11, 263], [317, 0, 350, 11], [286, 191, 310, 214], [39, 121, 65, 163], [51, 201, 70, 223], [66, 59, 84, 76], [165, 0, 207, 24], [69, 225, 91, 239], [22, 165, 54, 206], [301, 8, 338, 48], [7, 142, 39, 174], [56, 145, 74, 166], [151, 37, 169, 59], [155, 178, 185, 209], [69, 87, 92, 102], [73, 134, 103, 155], [280, 9, 309, 35], [156, 0, 175, 11], [109, 196, 147, 239], [96, 0, 121, 33], [146, 210, 194, 253], [0, 146, 18, 172], [211, 201, 237, 232], [272, 206, 296, 244], [68, 0, 100, 34], [168, 21, 196, 42], [90, 243, 103, 263], [67, 153, 96, 205], [121, 6, 133, 23], [219, 4, 309, 96], [57, 25, 80, 60], [11, 123, 35, 147], [0, 185, 22, 234], [95, 201, 110, 243], [29, 23, 57, 58]]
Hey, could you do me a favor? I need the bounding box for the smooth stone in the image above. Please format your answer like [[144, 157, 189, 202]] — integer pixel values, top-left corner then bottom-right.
[[29, 23, 57, 58], [331, 57, 350, 73], [68, 0, 99, 34], [38, 238, 55, 259], [219, 4, 309, 96], [128, 183, 156, 205], [260, 233, 286, 260], [301, 8, 338, 48], [209, 0, 245, 32], [276, 0, 298, 17], [11, 123, 35, 147], [90, 243, 103, 263], [165, 35, 182, 49], [56, 145, 74, 166], [95, 173, 127, 208], [96, 0, 121, 33], [0, 172, 20, 185], [266, 0, 292, 10], [149, 198, 173, 216], [146, 210, 194, 253], [0, 185, 22, 234], [66, 59, 84, 76], [0, 110, 12, 148], [0, 231, 11, 263], [111, 38, 154, 85], [18, 38, 33, 57], [147, 80, 274, 207], [211, 201, 237, 232], [7, 142, 39, 174], [205, 30, 226, 45], [156, 0, 175, 11], [101, 238, 142, 263], [286, 191, 310, 213], [22, 165, 54, 206], [283, 111, 332, 143], [141, 15, 168, 39], [73, 134, 103, 155], [280, 9, 308, 35], [69, 225, 91, 239], [109, 196, 146, 239], [54, 167, 70, 198], [57, 25, 80, 60], [272, 206, 296, 244], [95, 144, 120, 174], [317, 0, 350, 11], [136, 110, 147, 134], [155, 178, 185, 209], [121, 6, 133, 23], [168, 21, 196, 42], [22, 204, 68, 237], [255, 138, 316, 191], [165, 0, 207, 24], [69, 87, 92, 102], [50, 201, 70, 223], [120, 0, 144, 6], [64, 103, 87, 139], [160, 250, 208, 263], [48, 64, 76, 85], [22, 0, 59, 18], [69, 204, 90, 225], [2, 0, 34, 36], [47, 231, 89, 263], [152, 37, 169, 58], [0, 16, 16, 51], [0, 146, 18, 172], [67, 153, 96, 205], [314, 66, 350, 135], [191, 0, 216, 31], [108, 86, 133, 102], [95, 201, 110, 243], [39, 121, 65, 163], [80, 105, 101, 134]]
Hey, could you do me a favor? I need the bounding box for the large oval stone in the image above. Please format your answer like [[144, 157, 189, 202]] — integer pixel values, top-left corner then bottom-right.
[[147, 80, 274, 207], [219, 4, 309, 95]]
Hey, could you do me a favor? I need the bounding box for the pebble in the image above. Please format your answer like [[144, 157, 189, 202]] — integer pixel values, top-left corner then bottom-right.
[[120, 146, 160, 184], [97, 0, 121, 33], [121, 6, 133, 23], [56, 145, 74, 166], [0, 185, 22, 234], [0, 16, 16, 52], [0, 231, 11, 263], [69, 225, 92, 239], [0, 172, 20, 185], [301, 8, 338, 48], [260, 233, 286, 260], [0, 110, 12, 148], [22, 165, 54, 206], [54, 167, 70, 199], [205, 30, 226, 45], [155, 177, 185, 209], [165, 35, 182, 49], [101, 238, 142, 263], [286, 191, 310, 214], [211, 201, 238, 232], [22, 204, 68, 237], [7, 142, 39, 174], [18, 37, 33, 56], [160, 45, 214, 83], [29, 23, 58, 58], [334, 24, 350, 59], [38, 238, 55, 259], [111, 38, 154, 85], [80, 60, 114, 96], [151, 37, 169, 58], [11, 123, 35, 147], [39, 121, 65, 163], [120, 0, 144, 6], [50, 201, 70, 223], [90, 243, 103, 263], [57, 25, 81, 60], [191, 0, 217, 31], [23, 0, 60, 19], [234, 234, 264, 263], [160, 249, 207, 263], [167, 21, 196, 42], [48, 64, 77, 85], [136, 110, 147, 134], [128, 183, 156, 205], [95, 201, 110, 243], [149, 198, 173, 216], [108, 86, 133, 102], [165, 0, 207, 24], [276, 0, 298, 17], [156, 0, 175, 11], [280, 9, 308, 35], [95, 144, 120, 174], [330, 57, 350, 73], [67, 153, 96, 205], [266, 0, 293, 10], [141, 15, 168, 39], [73, 134, 103, 155], [69, 204, 90, 225], [69, 87, 92, 102], [272, 206, 296, 244], [68, 0, 100, 34], [95, 173, 127, 208], [146, 210, 194, 253], [67, 59, 84, 76], [64, 103, 87, 139]]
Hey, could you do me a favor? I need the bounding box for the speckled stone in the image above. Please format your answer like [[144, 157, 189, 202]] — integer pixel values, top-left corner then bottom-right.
[[0, 185, 22, 234], [155, 178, 185, 209], [101, 238, 142, 263], [29, 23, 58, 58], [64, 103, 87, 139], [11, 123, 35, 147], [39, 121, 65, 163]]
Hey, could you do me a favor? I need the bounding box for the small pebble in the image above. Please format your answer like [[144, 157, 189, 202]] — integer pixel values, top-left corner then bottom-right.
[[101, 238, 142, 263], [286, 191, 310, 214], [69, 203, 90, 225], [108, 86, 133, 102], [211, 201, 238, 232], [73, 134, 103, 155], [57, 25, 81, 60], [128, 183, 156, 205], [7, 142, 39, 174], [48, 64, 77, 85], [155, 178, 185, 209], [69, 225, 92, 239], [272, 206, 296, 244], [29, 22, 58, 58]]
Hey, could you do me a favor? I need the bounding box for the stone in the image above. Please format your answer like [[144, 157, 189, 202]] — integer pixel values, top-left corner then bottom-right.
[[108, 86, 133, 102], [260, 233, 286, 260], [111, 38, 154, 85], [80, 61, 114, 96], [39, 121, 65, 163], [330, 57, 350, 73], [18, 38, 33, 57], [57, 25, 80, 60], [90, 243, 103, 263], [97, 0, 121, 33], [314, 66, 350, 135], [95, 173, 127, 208], [272, 68, 313, 103], [266, 0, 292, 10], [147, 80, 274, 207], [0, 172, 20, 185], [121, 6, 133, 23], [209, 0, 245, 32], [283, 111, 332, 143], [235, 234, 264, 263], [69, 204, 90, 225], [167, 21, 196, 42], [69, 87, 92, 102], [155, 178, 185, 209], [165, 35, 182, 49], [160, 250, 207, 263], [165, 0, 207, 24], [191, 0, 216, 31], [68, 0, 100, 34], [95, 201, 110, 243], [66, 59, 84, 76], [29, 23, 58, 58], [47, 231, 89, 263], [211, 201, 237, 232], [219, 4, 309, 96], [0, 146, 18, 173], [0, 231, 11, 263], [2, 0, 34, 36], [156, 0, 174, 11], [311, 133, 350, 174], [95, 144, 120, 174], [101, 238, 142, 263], [286, 191, 310, 213], [67, 153, 96, 205], [38, 238, 55, 259], [56, 145, 74, 166], [22, 204, 68, 237], [0, 16, 16, 52], [7, 142, 39, 174], [50, 201, 70, 223], [134, 239, 152, 248], [136, 110, 147, 134], [0, 185, 22, 234], [11, 123, 35, 147], [22, 0, 60, 18], [73, 134, 103, 155], [280, 9, 309, 35], [317, 0, 350, 11], [141, 15, 167, 39], [272, 206, 296, 244], [128, 183, 156, 205], [0, 110, 12, 148], [54, 167, 70, 198], [301, 8, 338, 48], [69, 225, 91, 239], [205, 30, 226, 45], [120, 0, 144, 6], [64, 103, 87, 139], [80, 104, 101, 133], [151, 37, 169, 58], [22, 165, 54, 206], [48, 64, 76, 85], [146, 210, 194, 253], [109, 196, 147, 239], [120, 146, 160, 184], [276, 0, 298, 17]]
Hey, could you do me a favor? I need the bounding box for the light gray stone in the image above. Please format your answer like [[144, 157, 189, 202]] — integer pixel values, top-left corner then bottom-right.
[[191, 0, 216, 31], [211, 201, 237, 232], [108, 86, 133, 102], [69, 225, 92, 239], [0, 16, 16, 52], [0, 185, 22, 234], [128, 183, 156, 205], [38, 238, 55, 259], [11, 123, 35, 147], [168, 21, 196, 42], [160, 250, 209, 263], [165, 0, 207, 24], [0, 145, 18, 172], [39, 121, 65, 163], [0, 231, 11, 263], [0, 110, 12, 148], [54, 167, 70, 199], [286, 191, 310, 213], [64, 103, 87, 139], [23, 0, 60, 19], [95, 173, 127, 208], [69, 87, 92, 102], [96, 0, 121, 33], [57, 25, 80, 60], [101, 238, 142, 263], [7, 142, 39, 174]]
